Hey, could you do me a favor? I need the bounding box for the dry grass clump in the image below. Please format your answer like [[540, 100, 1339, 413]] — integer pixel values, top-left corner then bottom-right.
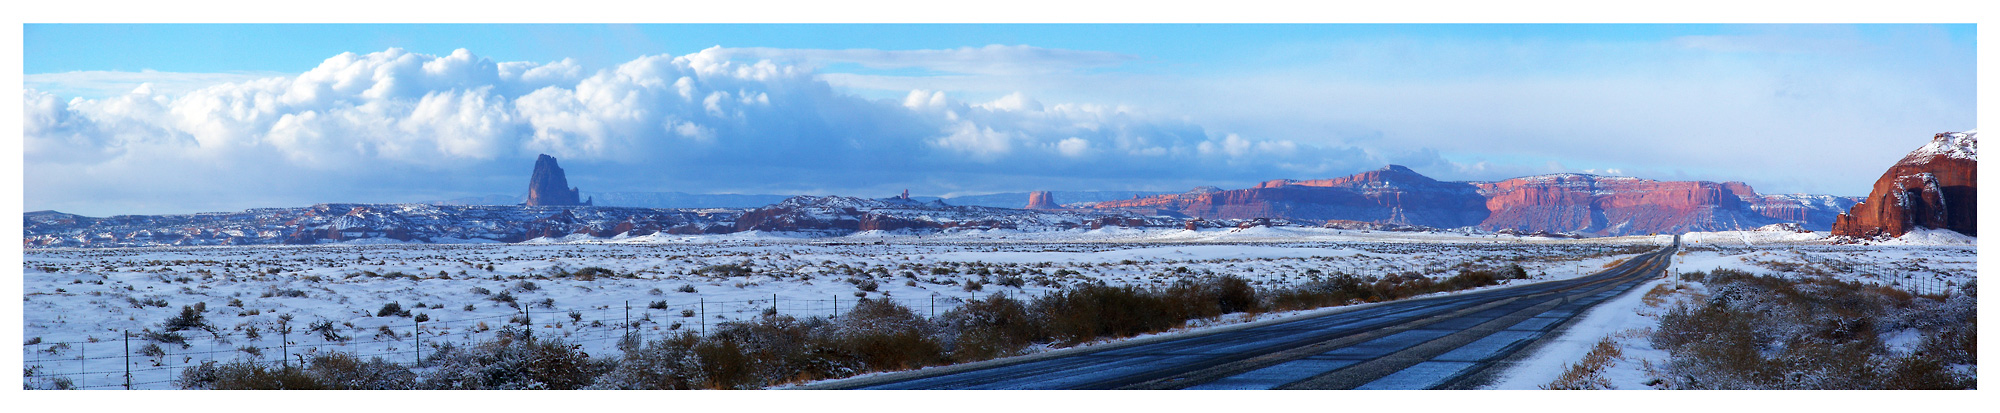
[[1543, 336, 1623, 390]]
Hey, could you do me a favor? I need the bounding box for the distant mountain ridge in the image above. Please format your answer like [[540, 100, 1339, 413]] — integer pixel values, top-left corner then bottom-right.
[[23, 196, 1231, 248], [1089, 165, 1860, 236], [422, 190, 1172, 210]]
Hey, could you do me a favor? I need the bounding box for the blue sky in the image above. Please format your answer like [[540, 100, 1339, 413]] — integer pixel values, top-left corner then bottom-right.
[[23, 24, 1977, 216]]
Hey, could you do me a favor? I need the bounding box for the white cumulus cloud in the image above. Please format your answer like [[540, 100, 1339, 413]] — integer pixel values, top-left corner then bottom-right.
[[26, 47, 1382, 216]]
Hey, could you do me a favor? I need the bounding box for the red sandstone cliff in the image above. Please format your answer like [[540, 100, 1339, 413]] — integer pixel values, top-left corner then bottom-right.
[[1832, 131, 1978, 238], [1091, 165, 1857, 236], [1094, 165, 1490, 227], [1469, 175, 1787, 235]]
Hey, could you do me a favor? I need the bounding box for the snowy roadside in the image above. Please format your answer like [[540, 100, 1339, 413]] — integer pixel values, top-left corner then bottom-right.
[[1484, 276, 1675, 389], [1486, 236, 1976, 390]]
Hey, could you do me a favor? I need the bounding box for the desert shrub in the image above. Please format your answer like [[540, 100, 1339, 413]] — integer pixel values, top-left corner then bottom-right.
[[513, 281, 540, 292], [572, 267, 616, 281], [137, 342, 166, 358], [691, 336, 758, 389], [1439, 268, 1502, 291], [1213, 275, 1258, 314], [129, 296, 171, 308], [678, 284, 699, 293], [936, 293, 1040, 361], [593, 331, 706, 389], [699, 316, 854, 388], [377, 302, 408, 317], [177, 360, 324, 390], [468, 286, 492, 295], [490, 290, 517, 305], [307, 320, 348, 342], [834, 299, 944, 371], [143, 330, 189, 347], [420, 332, 610, 390], [163, 304, 213, 333], [696, 264, 753, 278], [649, 300, 670, 310], [1034, 283, 1177, 344], [855, 279, 879, 292], [304, 352, 419, 389]]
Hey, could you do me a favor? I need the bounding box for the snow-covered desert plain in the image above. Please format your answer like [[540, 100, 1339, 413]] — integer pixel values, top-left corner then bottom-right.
[[20, 226, 1974, 389]]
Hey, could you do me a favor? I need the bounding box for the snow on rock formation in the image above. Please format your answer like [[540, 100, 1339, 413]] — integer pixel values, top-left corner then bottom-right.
[[1833, 130, 1977, 239]]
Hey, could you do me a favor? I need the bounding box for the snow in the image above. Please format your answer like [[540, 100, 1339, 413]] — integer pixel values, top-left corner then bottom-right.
[[1875, 227, 1976, 245], [1486, 241, 1975, 389], [1486, 275, 1670, 389], [1677, 227, 1828, 246], [20, 230, 1665, 389], [21, 225, 1970, 390], [1903, 129, 1977, 162], [1881, 328, 1925, 355]]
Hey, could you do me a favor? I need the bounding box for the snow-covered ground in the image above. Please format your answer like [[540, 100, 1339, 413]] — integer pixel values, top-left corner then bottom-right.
[[19, 226, 1969, 389], [1488, 229, 1977, 389]]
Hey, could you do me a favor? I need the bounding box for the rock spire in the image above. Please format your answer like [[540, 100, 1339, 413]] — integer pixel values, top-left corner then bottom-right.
[[525, 154, 591, 206]]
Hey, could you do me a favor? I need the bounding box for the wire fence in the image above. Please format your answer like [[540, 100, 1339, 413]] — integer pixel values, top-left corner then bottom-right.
[[1892, 272, 1962, 297], [22, 294, 978, 390]]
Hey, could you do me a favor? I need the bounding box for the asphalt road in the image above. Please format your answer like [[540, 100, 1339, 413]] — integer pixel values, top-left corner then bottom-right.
[[813, 238, 1679, 390]]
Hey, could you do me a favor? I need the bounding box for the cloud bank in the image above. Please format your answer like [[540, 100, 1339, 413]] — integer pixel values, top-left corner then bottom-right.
[[26, 47, 1381, 215]]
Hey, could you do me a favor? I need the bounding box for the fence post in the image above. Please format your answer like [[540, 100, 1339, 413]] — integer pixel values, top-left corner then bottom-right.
[[699, 298, 706, 336], [773, 293, 779, 316], [834, 295, 839, 319], [624, 301, 631, 342], [122, 330, 130, 390], [281, 327, 289, 368], [414, 317, 422, 366], [930, 296, 935, 319], [524, 306, 533, 342]]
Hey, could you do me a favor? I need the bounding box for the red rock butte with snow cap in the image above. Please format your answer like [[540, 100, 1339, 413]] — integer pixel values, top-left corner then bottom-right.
[[1832, 130, 1977, 239]]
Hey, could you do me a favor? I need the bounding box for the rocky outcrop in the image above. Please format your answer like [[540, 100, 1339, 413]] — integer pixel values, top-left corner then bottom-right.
[[1024, 191, 1060, 209], [1741, 193, 1859, 230], [1091, 165, 1860, 236], [525, 154, 591, 206], [731, 195, 1190, 235], [1833, 131, 1978, 238], [1093, 165, 1490, 228]]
